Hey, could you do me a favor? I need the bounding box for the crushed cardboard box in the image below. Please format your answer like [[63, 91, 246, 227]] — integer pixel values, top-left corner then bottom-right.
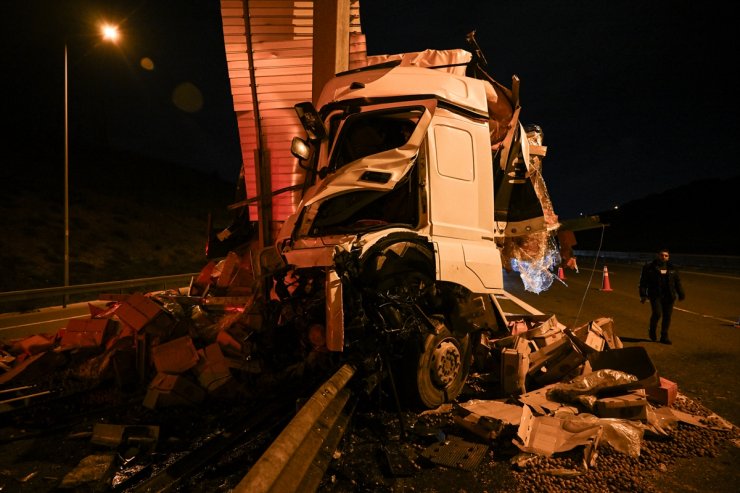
[[60, 318, 114, 349], [143, 373, 206, 409], [453, 399, 523, 440], [115, 293, 171, 334], [515, 405, 601, 456], [151, 335, 199, 374], [594, 389, 648, 421], [194, 343, 236, 393]]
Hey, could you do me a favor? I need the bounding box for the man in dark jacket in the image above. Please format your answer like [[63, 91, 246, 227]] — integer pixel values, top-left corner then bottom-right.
[[639, 248, 685, 344]]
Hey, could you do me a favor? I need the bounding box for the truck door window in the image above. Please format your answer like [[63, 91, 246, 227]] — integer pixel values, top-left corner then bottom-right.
[[331, 109, 423, 171]]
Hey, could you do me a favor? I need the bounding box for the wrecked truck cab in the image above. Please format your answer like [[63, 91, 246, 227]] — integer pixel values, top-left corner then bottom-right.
[[271, 49, 558, 408]]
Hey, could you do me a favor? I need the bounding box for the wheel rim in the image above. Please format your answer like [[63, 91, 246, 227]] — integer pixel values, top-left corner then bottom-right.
[[414, 328, 471, 408], [430, 339, 461, 387]]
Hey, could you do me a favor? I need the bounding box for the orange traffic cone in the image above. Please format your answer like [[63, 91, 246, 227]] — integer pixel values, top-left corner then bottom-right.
[[557, 267, 566, 280], [600, 266, 613, 292]]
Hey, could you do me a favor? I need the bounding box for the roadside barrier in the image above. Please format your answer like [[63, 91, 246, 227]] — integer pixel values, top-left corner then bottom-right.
[[0, 273, 199, 312]]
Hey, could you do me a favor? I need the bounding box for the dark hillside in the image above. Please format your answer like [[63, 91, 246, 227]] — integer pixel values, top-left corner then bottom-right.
[[0, 148, 239, 292], [573, 175, 740, 256]]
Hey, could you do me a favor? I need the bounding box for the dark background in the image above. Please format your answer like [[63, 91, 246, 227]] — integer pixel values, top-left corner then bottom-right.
[[6, 0, 242, 184], [361, 0, 738, 218]]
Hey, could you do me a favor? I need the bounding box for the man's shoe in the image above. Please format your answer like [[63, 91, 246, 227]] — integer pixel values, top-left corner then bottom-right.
[[649, 331, 657, 342], [660, 338, 672, 345]]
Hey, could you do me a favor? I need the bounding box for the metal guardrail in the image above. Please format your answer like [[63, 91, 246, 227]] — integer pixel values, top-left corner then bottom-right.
[[3, 252, 739, 311], [233, 363, 356, 493], [0, 273, 199, 309], [574, 251, 740, 273]]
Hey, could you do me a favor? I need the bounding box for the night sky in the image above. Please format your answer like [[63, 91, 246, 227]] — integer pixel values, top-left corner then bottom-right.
[[362, 0, 738, 217], [7, 0, 738, 218], [7, 0, 241, 182]]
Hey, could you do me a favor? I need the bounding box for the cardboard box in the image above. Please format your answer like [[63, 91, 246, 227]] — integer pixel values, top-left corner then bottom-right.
[[453, 406, 507, 441], [531, 346, 586, 386], [588, 346, 658, 391], [584, 328, 606, 352], [594, 389, 648, 420], [508, 320, 529, 335], [513, 336, 538, 355], [143, 373, 205, 409], [194, 343, 235, 393], [533, 329, 564, 348], [517, 314, 565, 340], [516, 405, 600, 456], [527, 335, 569, 371], [60, 318, 113, 348], [528, 336, 586, 385], [591, 317, 622, 349], [91, 423, 159, 448], [17, 334, 55, 354], [645, 377, 678, 406], [115, 294, 169, 333], [501, 348, 528, 395], [151, 336, 199, 374], [530, 316, 566, 347]]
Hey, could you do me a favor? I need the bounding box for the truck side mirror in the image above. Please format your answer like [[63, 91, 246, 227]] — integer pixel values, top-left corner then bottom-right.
[[291, 137, 311, 160], [294, 102, 327, 141]]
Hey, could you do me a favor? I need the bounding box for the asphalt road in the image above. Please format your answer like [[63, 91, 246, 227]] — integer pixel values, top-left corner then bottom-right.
[[504, 260, 740, 427]]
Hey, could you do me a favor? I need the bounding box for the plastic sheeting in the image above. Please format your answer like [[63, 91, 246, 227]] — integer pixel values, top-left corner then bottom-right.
[[505, 231, 561, 294], [366, 48, 472, 75]]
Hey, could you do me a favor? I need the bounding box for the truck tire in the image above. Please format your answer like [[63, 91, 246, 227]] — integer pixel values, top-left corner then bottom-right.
[[411, 322, 473, 408], [360, 236, 474, 408]]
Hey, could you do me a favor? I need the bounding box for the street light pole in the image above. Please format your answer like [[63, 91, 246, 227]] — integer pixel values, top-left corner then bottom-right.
[[64, 43, 70, 307], [62, 25, 120, 308]]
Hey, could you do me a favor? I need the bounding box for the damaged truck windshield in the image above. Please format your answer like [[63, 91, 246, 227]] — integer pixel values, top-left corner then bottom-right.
[[307, 107, 425, 234]]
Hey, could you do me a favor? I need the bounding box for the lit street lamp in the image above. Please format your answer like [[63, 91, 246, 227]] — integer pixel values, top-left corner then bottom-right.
[[64, 23, 120, 306]]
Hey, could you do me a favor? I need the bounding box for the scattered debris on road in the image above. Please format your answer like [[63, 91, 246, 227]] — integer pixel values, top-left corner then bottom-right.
[[1, 247, 737, 491]]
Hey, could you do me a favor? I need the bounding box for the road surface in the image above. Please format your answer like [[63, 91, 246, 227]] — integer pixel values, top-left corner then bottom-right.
[[505, 260, 740, 426]]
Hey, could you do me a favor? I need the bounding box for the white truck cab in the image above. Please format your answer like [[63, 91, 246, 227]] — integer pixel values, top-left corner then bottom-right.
[[270, 49, 558, 407]]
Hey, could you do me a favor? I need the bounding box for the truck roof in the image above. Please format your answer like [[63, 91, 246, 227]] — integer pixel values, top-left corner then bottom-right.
[[317, 50, 489, 117]]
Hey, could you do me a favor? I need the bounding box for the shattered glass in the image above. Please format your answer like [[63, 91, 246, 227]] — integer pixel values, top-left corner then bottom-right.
[[504, 231, 561, 293]]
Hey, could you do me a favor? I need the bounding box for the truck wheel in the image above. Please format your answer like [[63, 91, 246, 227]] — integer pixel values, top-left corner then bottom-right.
[[413, 325, 472, 408], [359, 235, 471, 408]]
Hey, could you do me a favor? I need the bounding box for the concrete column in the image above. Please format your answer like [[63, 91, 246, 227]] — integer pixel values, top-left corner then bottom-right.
[[312, 0, 350, 104]]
